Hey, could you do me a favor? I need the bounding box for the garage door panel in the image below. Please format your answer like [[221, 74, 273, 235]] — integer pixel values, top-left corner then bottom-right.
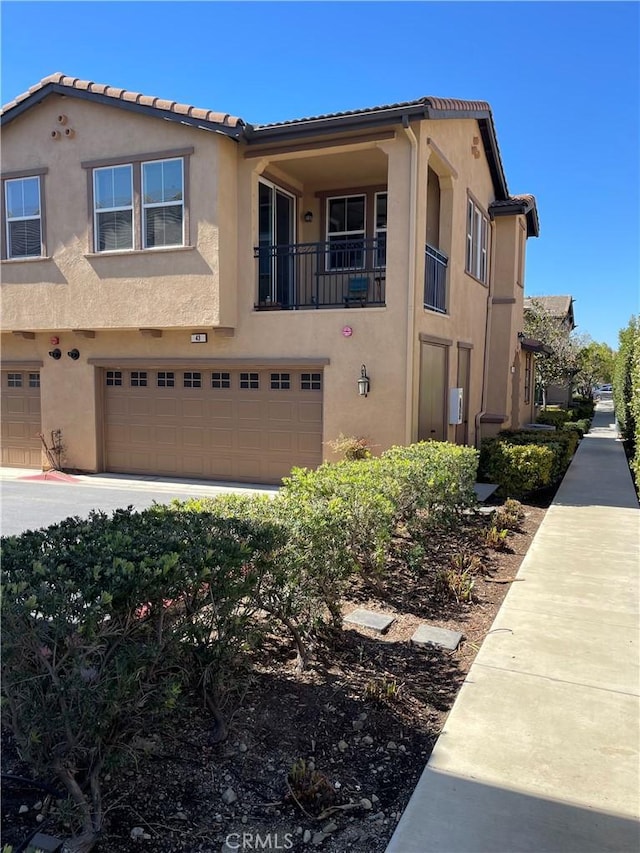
[[156, 426, 178, 445], [269, 431, 293, 451], [183, 427, 206, 447], [210, 429, 235, 448], [104, 367, 323, 484], [238, 430, 263, 451], [130, 425, 153, 444], [298, 401, 323, 422], [182, 399, 205, 418]]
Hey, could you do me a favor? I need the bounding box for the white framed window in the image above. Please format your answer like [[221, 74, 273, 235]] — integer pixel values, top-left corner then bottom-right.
[[94, 165, 133, 252], [301, 372, 322, 391], [4, 176, 42, 258], [465, 197, 489, 283], [142, 158, 184, 248], [85, 149, 190, 253], [326, 194, 366, 270]]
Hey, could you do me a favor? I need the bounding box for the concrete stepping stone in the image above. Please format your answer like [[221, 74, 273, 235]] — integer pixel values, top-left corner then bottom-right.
[[411, 624, 462, 651], [474, 482, 498, 501], [344, 608, 395, 634]]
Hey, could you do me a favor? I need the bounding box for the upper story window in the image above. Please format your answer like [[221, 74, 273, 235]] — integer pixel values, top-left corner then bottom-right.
[[142, 158, 184, 248], [465, 197, 489, 284], [374, 192, 387, 267], [4, 175, 42, 258], [94, 165, 133, 251], [83, 148, 191, 254]]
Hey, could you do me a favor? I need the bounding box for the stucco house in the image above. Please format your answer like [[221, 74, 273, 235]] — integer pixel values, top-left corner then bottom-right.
[[1, 73, 539, 483], [524, 295, 576, 407]]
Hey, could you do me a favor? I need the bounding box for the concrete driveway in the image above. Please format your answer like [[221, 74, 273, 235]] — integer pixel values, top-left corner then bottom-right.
[[0, 469, 277, 538]]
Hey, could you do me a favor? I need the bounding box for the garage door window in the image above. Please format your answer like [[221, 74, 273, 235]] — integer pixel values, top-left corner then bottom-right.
[[301, 373, 322, 390], [270, 373, 290, 390], [29, 373, 40, 388], [157, 372, 175, 387], [240, 372, 259, 390], [212, 372, 231, 389], [7, 373, 22, 387], [183, 372, 202, 388], [106, 371, 122, 386], [131, 371, 148, 387]]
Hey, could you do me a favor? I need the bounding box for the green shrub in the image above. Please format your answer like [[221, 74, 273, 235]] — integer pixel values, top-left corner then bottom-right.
[[479, 438, 555, 498], [493, 498, 526, 531], [569, 397, 595, 421], [379, 441, 478, 528], [0, 507, 277, 850], [497, 429, 578, 482], [562, 421, 586, 439], [536, 408, 570, 428]]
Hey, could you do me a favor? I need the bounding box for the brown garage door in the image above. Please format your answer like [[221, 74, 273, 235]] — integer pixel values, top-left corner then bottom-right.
[[103, 366, 323, 484], [1, 369, 42, 468]]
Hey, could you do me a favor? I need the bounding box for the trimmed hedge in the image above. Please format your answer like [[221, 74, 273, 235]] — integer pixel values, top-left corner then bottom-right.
[[479, 439, 555, 498], [479, 426, 581, 498]]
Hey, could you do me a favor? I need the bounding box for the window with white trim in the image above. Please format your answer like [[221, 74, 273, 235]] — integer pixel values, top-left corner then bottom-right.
[[88, 152, 188, 253], [4, 176, 42, 258], [7, 372, 22, 387], [326, 194, 366, 270], [94, 165, 133, 252], [29, 373, 40, 388], [301, 372, 322, 391], [465, 197, 489, 283], [240, 372, 259, 389], [211, 372, 231, 389], [142, 158, 184, 248], [157, 371, 175, 387], [270, 372, 290, 390]]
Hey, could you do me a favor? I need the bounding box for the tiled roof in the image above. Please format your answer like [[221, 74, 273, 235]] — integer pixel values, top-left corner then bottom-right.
[[490, 194, 536, 212], [524, 295, 574, 318], [0, 72, 244, 129], [253, 96, 492, 129]]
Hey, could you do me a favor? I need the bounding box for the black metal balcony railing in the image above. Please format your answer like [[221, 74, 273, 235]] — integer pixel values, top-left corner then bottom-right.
[[424, 244, 448, 313], [254, 238, 386, 310]]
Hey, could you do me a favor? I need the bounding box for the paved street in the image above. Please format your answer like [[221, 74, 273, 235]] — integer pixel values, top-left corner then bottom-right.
[[0, 472, 276, 538]]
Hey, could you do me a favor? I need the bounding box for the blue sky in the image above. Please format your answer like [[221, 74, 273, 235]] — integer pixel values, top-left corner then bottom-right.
[[1, 1, 638, 349]]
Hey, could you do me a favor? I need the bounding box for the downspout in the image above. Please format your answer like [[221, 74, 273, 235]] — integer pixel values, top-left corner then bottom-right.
[[402, 115, 418, 445], [475, 221, 495, 447]]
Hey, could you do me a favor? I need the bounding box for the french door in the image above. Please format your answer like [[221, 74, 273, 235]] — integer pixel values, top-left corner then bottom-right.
[[258, 180, 295, 307]]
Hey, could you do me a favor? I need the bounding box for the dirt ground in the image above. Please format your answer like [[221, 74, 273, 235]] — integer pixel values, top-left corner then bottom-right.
[[1, 497, 549, 853]]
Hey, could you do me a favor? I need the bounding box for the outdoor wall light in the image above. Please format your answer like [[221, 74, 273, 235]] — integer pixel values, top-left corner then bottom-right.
[[358, 364, 370, 397], [48, 348, 62, 360], [67, 349, 80, 360], [303, 210, 313, 223]]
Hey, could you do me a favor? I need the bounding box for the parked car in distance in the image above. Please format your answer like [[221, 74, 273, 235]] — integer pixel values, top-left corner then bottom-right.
[[593, 384, 613, 400]]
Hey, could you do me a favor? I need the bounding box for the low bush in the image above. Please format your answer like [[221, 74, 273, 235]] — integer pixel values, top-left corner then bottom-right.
[[569, 397, 595, 421], [498, 429, 578, 480], [479, 438, 555, 498], [493, 498, 526, 531], [1, 507, 278, 851], [536, 407, 571, 428]]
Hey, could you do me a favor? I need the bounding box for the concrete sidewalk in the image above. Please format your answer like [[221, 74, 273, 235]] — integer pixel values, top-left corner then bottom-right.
[[387, 402, 640, 853]]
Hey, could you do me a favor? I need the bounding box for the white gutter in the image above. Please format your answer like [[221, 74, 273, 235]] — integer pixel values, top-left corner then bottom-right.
[[402, 115, 418, 445]]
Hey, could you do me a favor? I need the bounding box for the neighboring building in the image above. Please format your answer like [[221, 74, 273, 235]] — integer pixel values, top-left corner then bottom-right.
[[1, 73, 539, 483], [524, 295, 576, 406]]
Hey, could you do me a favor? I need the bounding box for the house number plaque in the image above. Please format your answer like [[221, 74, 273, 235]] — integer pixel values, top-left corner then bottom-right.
[[191, 333, 208, 343]]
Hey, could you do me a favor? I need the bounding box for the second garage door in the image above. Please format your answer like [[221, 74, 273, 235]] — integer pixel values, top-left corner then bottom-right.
[[103, 366, 323, 484], [1, 368, 42, 468]]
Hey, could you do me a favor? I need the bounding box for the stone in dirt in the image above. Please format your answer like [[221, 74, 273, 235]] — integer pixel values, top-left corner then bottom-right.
[[411, 624, 463, 651], [343, 608, 395, 634], [221, 787, 237, 805]]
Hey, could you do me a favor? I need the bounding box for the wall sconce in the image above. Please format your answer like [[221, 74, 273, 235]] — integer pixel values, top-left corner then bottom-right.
[[517, 331, 525, 341], [67, 349, 80, 360], [48, 348, 61, 360], [303, 211, 313, 223], [357, 364, 370, 397]]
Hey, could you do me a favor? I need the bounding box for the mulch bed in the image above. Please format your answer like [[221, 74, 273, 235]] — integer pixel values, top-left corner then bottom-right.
[[1, 496, 550, 853]]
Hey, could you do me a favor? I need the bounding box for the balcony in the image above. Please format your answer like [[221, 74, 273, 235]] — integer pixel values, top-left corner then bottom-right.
[[424, 244, 448, 313], [254, 238, 386, 310]]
